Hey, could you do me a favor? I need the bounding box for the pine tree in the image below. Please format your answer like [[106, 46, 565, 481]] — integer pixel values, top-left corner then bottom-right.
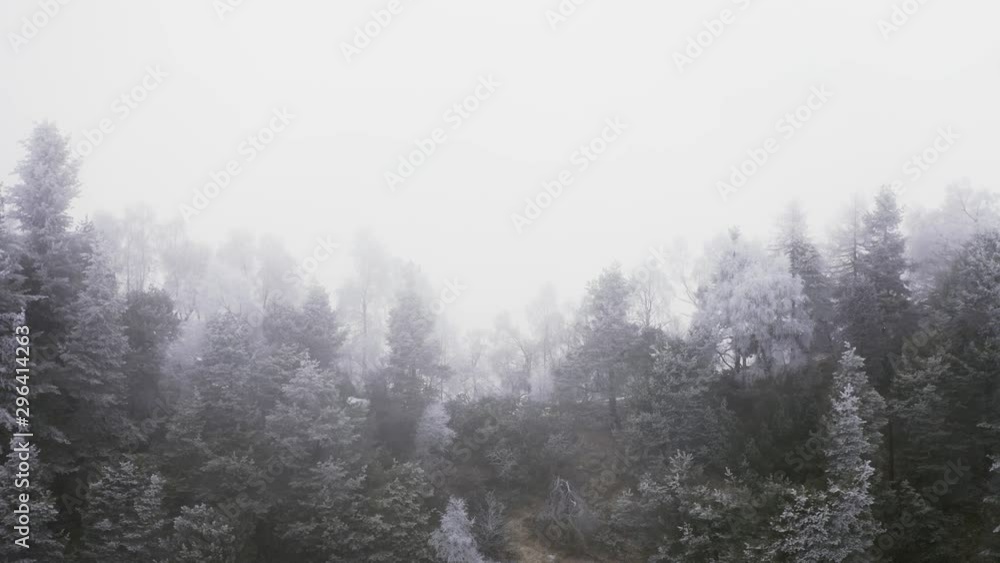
[[363, 461, 435, 561], [772, 382, 881, 561], [8, 124, 91, 478], [415, 401, 456, 461], [557, 264, 638, 427], [890, 352, 952, 483], [429, 497, 490, 563], [266, 360, 372, 559], [776, 202, 834, 354], [0, 194, 26, 314], [375, 268, 445, 454], [983, 422, 1000, 559], [859, 186, 912, 391], [832, 344, 887, 461], [56, 242, 132, 463], [167, 504, 239, 563], [0, 441, 67, 562], [299, 285, 345, 369], [624, 335, 735, 471], [80, 459, 168, 562], [121, 289, 180, 427]]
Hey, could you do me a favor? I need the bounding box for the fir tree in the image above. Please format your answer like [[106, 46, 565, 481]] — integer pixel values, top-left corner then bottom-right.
[[772, 382, 882, 561], [429, 497, 490, 563], [80, 459, 168, 562], [832, 344, 887, 461], [167, 504, 239, 563], [0, 441, 67, 562]]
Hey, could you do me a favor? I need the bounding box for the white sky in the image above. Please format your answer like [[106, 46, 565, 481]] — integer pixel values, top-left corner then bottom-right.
[[3, 0, 1000, 328]]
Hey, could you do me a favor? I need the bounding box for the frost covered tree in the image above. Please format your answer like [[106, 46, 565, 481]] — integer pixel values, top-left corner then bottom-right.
[[167, 504, 239, 563], [775, 202, 833, 353], [415, 401, 456, 460], [80, 459, 168, 562], [429, 497, 490, 563], [0, 442, 66, 562], [693, 229, 813, 379], [771, 382, 881, 561], [984, 422, 1000, 559], [558, 264, 638, 427], [832, 344, 887, 461], [375, 266, 448, 454]]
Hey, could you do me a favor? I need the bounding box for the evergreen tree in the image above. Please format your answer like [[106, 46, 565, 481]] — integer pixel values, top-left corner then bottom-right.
[[429, 497, 490, 563], [832, 344, 887, 461], [624, 334, 735, 472], [0, 194, 26, 314], [121, 289, 180, 427], [299, 285, 345, 369], [375, 268, 446, 454], [8, 124, 91, 478], [558, 264, 638, 427], [56, 243, 132, 463], [415, 401, 456, 461], [0, 441, 67, 562], [772, 382, 881, 561], [363, 462, 435, 561], [859, 186, 912, 391], [167, 504, 239, 563], [266, 360, 371, 559], [776, 202, 834, 354], [80, 459, 168, 562]]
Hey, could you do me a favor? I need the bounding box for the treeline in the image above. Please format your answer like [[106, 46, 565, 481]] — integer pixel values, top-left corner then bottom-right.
[[0, 122, 999, 561]]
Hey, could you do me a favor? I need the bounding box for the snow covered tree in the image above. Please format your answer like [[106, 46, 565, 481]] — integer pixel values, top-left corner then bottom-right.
[[775, 202, 833, 354], [80, 459, 168, 562], [536, 477, 599, 551], [415, 401, 456, 460], [9, 124, 93, 477], [121, 288, 180, 427], [0, 195, 26, 314], [375, 267, 447, 454], [473, 491, 512, 561], [0, 441, 66, 562], [167, 504, 239, 563], [556, 264, 638, 428], [771, 382, 881, 561], [859, 187, 912, 390], [907, 180, 1000, 296], [338, 230, 396, 380], [429, 497, 490, 563], [983, 422, 1000, 559], [624, 335, 735, 471], [832, 344, 887, 461], [363, 461, 436, 561], [56, 243, 133, 460], [299, 286, 345, 369], [693, 229, 813, 379]]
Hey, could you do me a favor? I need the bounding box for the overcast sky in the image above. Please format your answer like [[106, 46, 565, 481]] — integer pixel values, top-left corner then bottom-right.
[[3, 0, 1000, 328]]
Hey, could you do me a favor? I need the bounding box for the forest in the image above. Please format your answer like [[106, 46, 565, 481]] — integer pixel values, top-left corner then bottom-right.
[[1, 122, 999, 562]]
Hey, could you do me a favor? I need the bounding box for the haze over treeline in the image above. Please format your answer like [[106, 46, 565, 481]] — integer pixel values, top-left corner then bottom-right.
[[1, 122, 1000, 561]]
